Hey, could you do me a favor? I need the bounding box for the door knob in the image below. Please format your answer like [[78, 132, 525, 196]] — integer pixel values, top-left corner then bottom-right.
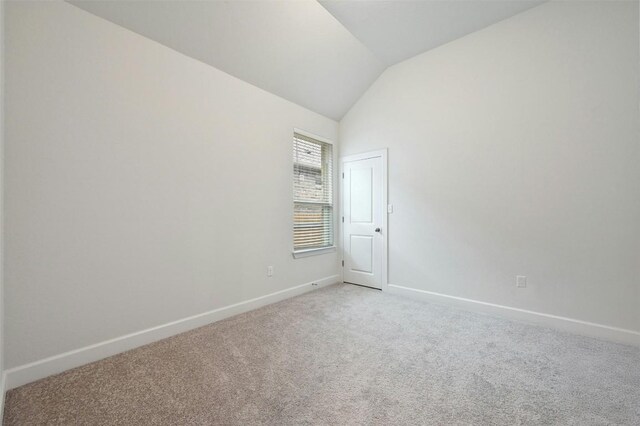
[[375, 228, 381, 233]]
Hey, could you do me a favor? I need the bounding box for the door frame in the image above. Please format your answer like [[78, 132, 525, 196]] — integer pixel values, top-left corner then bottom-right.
[[339, 149, 388, 292]]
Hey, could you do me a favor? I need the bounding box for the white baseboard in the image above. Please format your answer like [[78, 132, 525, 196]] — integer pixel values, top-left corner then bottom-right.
[[0, 371, 6, 423], [5, 275, 340, 391], [387, 284, 640, 347]]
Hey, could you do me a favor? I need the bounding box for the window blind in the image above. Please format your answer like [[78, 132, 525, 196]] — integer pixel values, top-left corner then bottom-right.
[[293, 132, 333, 251]]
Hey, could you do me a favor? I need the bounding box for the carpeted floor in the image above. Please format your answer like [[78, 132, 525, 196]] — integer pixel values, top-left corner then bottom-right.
[[4, 283, 640, 425]]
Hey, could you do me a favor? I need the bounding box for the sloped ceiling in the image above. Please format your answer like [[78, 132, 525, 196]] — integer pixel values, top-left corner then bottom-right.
[[68, 0, 385, 120], [69, 0, 545, 120], [319, 0, 545, 66]]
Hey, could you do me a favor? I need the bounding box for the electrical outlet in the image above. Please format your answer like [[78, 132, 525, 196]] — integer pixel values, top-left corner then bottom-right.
[[516, 275, 527, 288], [267, 266, 274, 277]]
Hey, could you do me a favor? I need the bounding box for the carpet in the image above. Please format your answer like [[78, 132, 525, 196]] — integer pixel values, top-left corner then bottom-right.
[[4, 283, 640, 425]]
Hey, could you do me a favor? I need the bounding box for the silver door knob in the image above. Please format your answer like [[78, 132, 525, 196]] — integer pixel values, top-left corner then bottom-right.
[[375, 228, 381, 233]]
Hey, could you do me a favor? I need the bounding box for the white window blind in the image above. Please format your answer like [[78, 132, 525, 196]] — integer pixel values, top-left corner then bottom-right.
[[293, 132, 333, 251]]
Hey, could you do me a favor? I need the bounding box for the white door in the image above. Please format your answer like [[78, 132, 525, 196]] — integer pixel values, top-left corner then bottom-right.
[[342, 152, 385, 289]]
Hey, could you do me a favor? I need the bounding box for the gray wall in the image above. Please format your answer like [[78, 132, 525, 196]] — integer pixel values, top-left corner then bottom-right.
[[340, 1, 640, 332], [5, 1, 339, 368]]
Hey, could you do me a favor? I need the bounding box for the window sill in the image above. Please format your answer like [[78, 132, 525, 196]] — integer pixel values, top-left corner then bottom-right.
[[292, 246, 337, 259]]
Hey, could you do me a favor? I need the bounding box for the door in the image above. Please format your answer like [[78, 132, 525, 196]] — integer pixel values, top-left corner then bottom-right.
[[342, 151, 386, 289]]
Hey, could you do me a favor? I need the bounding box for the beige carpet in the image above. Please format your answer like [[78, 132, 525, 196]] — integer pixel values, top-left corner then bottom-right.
[[4, 283, 640, 425]]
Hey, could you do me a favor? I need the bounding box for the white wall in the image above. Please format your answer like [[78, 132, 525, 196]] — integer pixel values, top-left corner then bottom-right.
[[0, 0, 6, 396], [340, 1, 640, 334], [5, 1, 339, 369]]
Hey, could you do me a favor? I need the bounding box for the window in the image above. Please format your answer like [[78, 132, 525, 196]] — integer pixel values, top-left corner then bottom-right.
[[293, 132, 333, 253]]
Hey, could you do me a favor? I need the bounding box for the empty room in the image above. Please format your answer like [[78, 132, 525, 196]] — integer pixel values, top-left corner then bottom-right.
[[0, 0, 639, 424]]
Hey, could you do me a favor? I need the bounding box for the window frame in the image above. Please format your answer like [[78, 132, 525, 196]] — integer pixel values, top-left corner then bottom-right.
[[292, 128, 336, 258]]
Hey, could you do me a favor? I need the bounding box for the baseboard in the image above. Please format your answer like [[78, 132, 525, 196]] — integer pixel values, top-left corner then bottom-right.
[[0, 371, 6, 423], [5, 275, 340, 391], [387, 284, 640, 347]]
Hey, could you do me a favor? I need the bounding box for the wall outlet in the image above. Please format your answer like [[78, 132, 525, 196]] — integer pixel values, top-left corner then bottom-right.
[[267, 266, 274, 277], [516, 275, 527, 288]]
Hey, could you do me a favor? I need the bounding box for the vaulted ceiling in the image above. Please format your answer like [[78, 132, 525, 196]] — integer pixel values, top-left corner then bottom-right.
[[69, 0, 545, 120], [319, 0, 545, 66]]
